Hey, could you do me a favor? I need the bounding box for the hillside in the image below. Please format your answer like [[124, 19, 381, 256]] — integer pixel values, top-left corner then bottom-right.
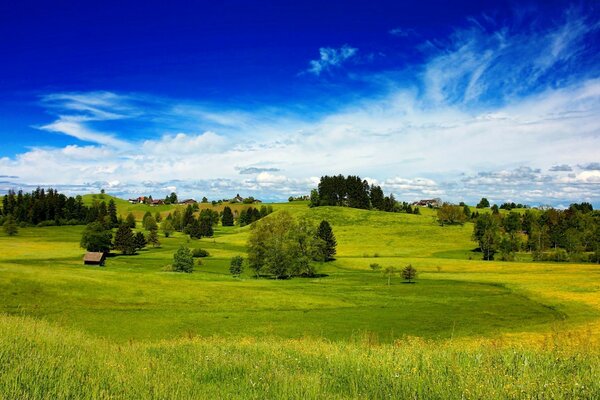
[[1, 199, 599, 397]]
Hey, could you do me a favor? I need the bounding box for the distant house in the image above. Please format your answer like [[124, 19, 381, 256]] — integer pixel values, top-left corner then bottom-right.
[[151, 199, 165, 206], [180, 199, 197, 205], [412, 198, 442, 208], [83, 252, 106, 266], [231, 194, 244, 203], [128, 196, 147, 204]]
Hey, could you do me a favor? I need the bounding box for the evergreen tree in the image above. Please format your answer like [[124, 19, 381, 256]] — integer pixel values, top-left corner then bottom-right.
[[221, 206, 234, 226], [3, 215, 18, 236], [369, 185, 385, 210], [401, 264, 417, 283], [316, 220, 337, 261], [147, 229, 161, 247], [108, 199, 118, 227], [172, 245, 194, 273], [143, 216, 158, 231], [134, 231, 147, 250], [142, 211, 152, 228], [229, 255, 244, 277], [154, 211, 162, 223], [125, 213, 136, 228], [186, 218, 202, 239], [182, 205, 194, 229], [199, 215, 214, 237], [114, 224, 137, 255], [476, 198, 490, 208], [202, 196, 208, 203]]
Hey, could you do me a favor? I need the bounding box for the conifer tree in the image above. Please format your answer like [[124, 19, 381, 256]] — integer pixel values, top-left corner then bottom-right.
[[221, 206, 234, 226], [3, 215, 18, 236], [108, 199, 118, 227], [186, 218, 202, 239], [316, 220, 337, 261], [199, 215, 214, 237], [172, 245, 194, 273], [125, 213, 136, 229], [114, 224, 137, 255], [134, 231, 147, 250], [147, 229, 160, 247]]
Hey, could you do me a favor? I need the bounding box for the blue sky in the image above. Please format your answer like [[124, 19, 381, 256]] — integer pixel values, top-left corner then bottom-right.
[[1, 1, 599, 206]]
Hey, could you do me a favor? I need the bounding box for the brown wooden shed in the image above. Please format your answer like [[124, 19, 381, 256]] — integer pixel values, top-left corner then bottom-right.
[[83, 252, 106, 266]]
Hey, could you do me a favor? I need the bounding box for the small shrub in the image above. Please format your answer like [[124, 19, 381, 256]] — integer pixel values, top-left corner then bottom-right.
[[369, 263, 381, 271], [192, 248, 210, 258]]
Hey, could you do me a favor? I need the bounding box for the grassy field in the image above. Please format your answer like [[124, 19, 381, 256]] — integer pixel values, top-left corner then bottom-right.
[[1, 197, 599, 398]]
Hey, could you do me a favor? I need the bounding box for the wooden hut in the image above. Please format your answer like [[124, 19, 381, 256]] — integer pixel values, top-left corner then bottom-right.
[[83, 252, 106, 266]]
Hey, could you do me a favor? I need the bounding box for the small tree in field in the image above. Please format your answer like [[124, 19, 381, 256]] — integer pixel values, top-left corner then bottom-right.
[[147, 229, 160, 247], [3, 215, 18, 236], [316, 220, 337, 261], [114, 224, 137, 255], [229, 255, 244, 277], [173, 245, 194, 273], [383, 266, 398, 285], [134, 231, 147, 250], [125, 213, 136, 228], [221, 206, 234, 226], [401, 264, 417, 283], [80, 221, 112, 252], [370, 263, 381, 271], [161, 219, 174, 237]]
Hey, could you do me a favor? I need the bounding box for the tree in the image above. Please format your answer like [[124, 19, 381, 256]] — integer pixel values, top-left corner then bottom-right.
[[383, 266, 398, 285], [185, 218, 202, 239], [222, 206, 234, 226], [108, 199, 118, 227], [134, 231, 147, 250], [370, 263, 381, 271], [370, 185, 385, 210], [161, 219, 174, 237], [401, 264, 417, 283], [114, 224, 137, 255], [3, 215, 18, 236], [437, 203, 468, 226], [316, 220, 337, 261], [199, 215, 214, 237], [143, 215, 158, 231], [154, 211, 162, 223], [202, 196, 208, 203], [147, 229, 161, 247], [473, 214, 500, 260], [125, 213, 136, 228], [173, 245, 194, 273], [168, 192, 178, 205], [229, 255, 244, 277], [309, 189, 320, 208], [80, 221, 112, 252], [476, 198, 490, 208], [463, 204, 472, 219]]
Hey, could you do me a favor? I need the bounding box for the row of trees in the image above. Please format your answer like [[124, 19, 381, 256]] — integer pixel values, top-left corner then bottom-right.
[[1, 188, 117, 226], [472, 204, 599, 262], [80, 221, 160, 255], [310, 175, 417, 214], [246, 212, 337, 279]]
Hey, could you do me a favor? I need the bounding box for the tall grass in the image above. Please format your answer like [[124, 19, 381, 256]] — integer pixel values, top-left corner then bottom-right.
[[1, 315, 598, 399]]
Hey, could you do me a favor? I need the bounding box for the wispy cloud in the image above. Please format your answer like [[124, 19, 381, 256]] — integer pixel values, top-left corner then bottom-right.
[[549, 164, 573, 172], [306, 45, 358, 76], [389, 27, 416, 37]]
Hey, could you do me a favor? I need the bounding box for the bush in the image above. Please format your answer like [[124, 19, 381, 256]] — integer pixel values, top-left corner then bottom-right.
[[173, 245, 194, 273], [369, 263, 381, 271], [192, 248, 210, 258]]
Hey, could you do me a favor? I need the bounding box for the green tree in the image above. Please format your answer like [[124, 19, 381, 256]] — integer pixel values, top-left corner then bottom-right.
[[316, 220, 337, 261], [3, 215, 18, 236], [125, 213, 136, 228], [437, 203, 468, 226], [147, 229, 160, 247], [182, 205, 194, 230], [108, 199, 118, 227], [134, 231, 147, 250], [202, 196, 208, 203], [229, 255, 244, 277], [114, 224, 137, 255], [186, 218, 202, 239], [309, 189, 320, 208], [154, 211, 162, 223], [80, 221, 112, 252], [473, 214, 500, 260], [370, 263, 381, 271], [143, 215, 158, 231], [476, 198, 490, 208], [161, 219, 174, 238], [142, 211, 152, 228], [383, 266, 398, 285], [173, 245, 194, 273], [401, 264, 417, 283], [221, 206, 234, 226], [199, 215, 214, 237]]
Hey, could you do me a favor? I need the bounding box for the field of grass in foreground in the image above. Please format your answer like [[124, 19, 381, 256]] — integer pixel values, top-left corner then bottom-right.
[[1, 199, 600, 398], [1, 314, 598, 399]]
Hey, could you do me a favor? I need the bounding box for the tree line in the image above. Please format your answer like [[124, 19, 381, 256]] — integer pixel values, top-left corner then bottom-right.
[[309, 174, 419, 214], [472, 203, 599, 262], [1, 188, 116, 227]]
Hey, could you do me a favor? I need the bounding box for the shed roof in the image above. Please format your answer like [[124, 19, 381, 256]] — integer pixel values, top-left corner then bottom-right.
[[83, 252, 105, 263]]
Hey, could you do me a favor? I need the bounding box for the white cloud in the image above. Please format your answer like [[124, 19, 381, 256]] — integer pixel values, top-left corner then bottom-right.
[[307, 45, 358, 76]]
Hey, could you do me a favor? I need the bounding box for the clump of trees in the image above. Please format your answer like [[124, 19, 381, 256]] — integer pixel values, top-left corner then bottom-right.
[[2, 215, 18, 236], [172, 245, 194, 273], [246, 212, 336, 279], [1, 188, 120, 227], [473, 203, 599, 262], [437, 203, 468, 226], [308, 174, 417, 215], [239, 206, 273, 226]]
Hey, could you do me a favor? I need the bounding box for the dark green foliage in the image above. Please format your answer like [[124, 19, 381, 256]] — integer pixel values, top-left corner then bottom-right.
[[199, 216, 214, 237], [108, 200, 118, 227], [401, 264, 417, 283], [369, 185, 385, 210], [199, 209, 219, 226], [80, 222, 112, 252], [134, 231, 147, 250], [309, 189, 320, 208], [3, 215, 18, 236], [463, 205, 471, 219], [473, 214, 500, 260], [125, 213, 136, 229], [201, 197, 208, 203], [113, 224, 137, 255], [369, 263, 381, 271], [312, 175, 399, 213], [182, 206, 195, 229], [221, 206, 234, 226], [239, 207, 266, 226], [154, 211, 162, 223], [172, 245, 194, 273], [185, 218, 202, 239], [143, 215, 158, 231], [192, 248, 210, 258], [160, 219, 174, 237], [476, 198, 490, 208], [229, 256, 244, 277], [165, 192, 178, 205], [316, 220, 337, 261]]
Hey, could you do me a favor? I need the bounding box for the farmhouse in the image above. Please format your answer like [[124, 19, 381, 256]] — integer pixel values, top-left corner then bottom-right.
[[180, 199, 197, 205], [83, 252, 106, 266], [231, 194, 244, 203], [412, 198, 442, 208], [151, 199, 165, 206]]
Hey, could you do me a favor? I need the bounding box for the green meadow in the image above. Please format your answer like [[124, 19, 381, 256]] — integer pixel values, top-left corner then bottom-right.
[[1, 197, 599, 398]]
